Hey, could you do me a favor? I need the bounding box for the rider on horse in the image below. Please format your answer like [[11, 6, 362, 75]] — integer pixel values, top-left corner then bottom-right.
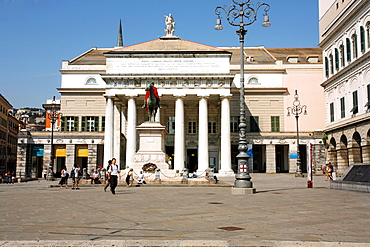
[[142, 82, 161, 109]]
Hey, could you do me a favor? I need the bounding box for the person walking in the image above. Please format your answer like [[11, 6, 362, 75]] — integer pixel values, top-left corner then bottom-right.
[[43, 168, 48, 180], [104, 160, 112, 192], [126, 168, 134, 187], [71, 164, 80, 190], [107, 158, 120, 195]]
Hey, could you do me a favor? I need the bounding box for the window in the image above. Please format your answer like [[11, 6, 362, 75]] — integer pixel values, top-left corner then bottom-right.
[[86, 78, 97, 84], [230, 116, 239, 132], [271, 116, 280, 132], [340, 44, 345, 67], [250, 116, 259, 132], [335, 48, 339, 70], [248, 77, 258, 84], [352, 34, 358, 59], [367, 22, 370, 49], [351, 91, 358, 114], [102, 116, 105, 131], [81, 116, 98, 131], [329, 54, 334, 74], [208, 117, 217, 134], [61, 116, 78, 131], [346, 38, 351, 62], [325, 57, 329, 77], [330, 103, 334, 122], [188, 117, 197, 134], [168, 117, 175, 134], [360, 26, 366, 52], [340, 97, 345, 118], [366, 85, 370, 110]]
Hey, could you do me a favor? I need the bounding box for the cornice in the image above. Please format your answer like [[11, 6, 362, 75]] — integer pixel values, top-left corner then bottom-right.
[[324, 112, 370, 133], [57, 88, 105, 93]]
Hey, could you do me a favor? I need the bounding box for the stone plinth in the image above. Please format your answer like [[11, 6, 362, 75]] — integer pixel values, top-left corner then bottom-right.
[[231, 187, 257, 195], [132, 122, 172, 174]]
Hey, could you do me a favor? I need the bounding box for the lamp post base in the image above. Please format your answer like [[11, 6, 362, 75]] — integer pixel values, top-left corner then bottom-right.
[[231, 187, 256, 194], [295, 173, 305, 178]]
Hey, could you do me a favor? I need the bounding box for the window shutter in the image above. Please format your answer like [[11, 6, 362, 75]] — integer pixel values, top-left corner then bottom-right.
[[81, 117, 86, 131], [94, 117, 99, 131], [102, 116, 105, 131], [61, 116, 66, 131], [74, 117, 79, 131]]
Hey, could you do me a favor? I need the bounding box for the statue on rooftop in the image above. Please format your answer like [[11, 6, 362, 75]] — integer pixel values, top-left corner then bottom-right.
[[164, 14, 175, 37]]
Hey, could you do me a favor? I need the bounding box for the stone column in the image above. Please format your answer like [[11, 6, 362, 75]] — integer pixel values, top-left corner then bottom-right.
[[265, 144, 276, 173], [113, 103, 121, 166], [289, 143, 298, 173], [103, 96, 114, 168], [66, 144, 75, 172], [362, 140, 370, 163], [198, 96, 209, 172], [219, 95, 233, 174], [174, 95, 185, 171], [126, 96, 137, 168], [88, 144, 97, 172], [336, 143, 349, 174]]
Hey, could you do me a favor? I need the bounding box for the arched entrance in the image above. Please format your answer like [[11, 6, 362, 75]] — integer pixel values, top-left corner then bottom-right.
[[328, 137, 337, 171], [350, 132, 363, 163], [337, 135, 349, 174]]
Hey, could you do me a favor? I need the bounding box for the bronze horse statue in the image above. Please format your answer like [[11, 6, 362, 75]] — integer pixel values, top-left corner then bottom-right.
[[143, 82, 160, 122]]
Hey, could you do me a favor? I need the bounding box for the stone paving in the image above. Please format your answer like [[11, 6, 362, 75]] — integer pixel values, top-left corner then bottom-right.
[[0, 174, 369, 246]]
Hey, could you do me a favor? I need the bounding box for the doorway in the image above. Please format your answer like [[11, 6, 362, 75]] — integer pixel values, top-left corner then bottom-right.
[[276, 145, 289, 173], [187, 149, 198, 172], [252, 145, 266, 173]]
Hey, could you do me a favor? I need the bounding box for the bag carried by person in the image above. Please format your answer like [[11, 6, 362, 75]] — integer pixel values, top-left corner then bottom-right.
[[70, 168, 75, 178]]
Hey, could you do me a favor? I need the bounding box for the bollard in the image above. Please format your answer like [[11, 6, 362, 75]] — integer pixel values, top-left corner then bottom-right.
[[101, 168, 106, 182], [181, 168, 189, 183], [154, 168, 161, 183], [83, 168, 87, 179], [205, 168, 215, 182]]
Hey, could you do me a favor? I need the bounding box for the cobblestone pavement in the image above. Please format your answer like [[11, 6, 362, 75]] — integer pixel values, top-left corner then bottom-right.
[[0, 174, 369, 247]]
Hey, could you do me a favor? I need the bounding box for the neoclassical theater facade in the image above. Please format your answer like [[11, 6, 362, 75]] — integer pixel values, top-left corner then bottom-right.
[[17, 28, 326, 178]]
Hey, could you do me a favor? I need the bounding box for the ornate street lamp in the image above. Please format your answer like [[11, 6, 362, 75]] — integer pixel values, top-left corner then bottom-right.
[[47, 96, 61, 179], [287, 90, 307, 177], [215, 0, 270, 188]]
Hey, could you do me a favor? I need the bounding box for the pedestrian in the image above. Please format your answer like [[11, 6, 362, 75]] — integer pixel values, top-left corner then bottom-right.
[[11, 171, 16, 184], [43, 168, 48, 180], [71, 164, 80, 190], [325, 162, 333, 181], [136, 171, 146, 185], [59, 166, 69, 189], [104, 160, 112, 192], [107, 158, 120, 195], [126, 168, 134, 187]]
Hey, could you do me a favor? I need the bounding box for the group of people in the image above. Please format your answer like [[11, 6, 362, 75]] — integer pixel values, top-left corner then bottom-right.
[[325, 162, 335, 181], [58, 164, 81, 189], [57, 159, 146, 195], [0, 171, 16, 184]]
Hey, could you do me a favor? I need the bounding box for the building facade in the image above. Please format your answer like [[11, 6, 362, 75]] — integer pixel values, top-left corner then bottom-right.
[[17, 25, 326, 178], [0, 94, 19, 176], [319, 0, 370, 174]]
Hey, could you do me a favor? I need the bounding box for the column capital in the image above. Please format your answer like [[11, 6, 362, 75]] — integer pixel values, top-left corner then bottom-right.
[[220, 94, 233, 99], [125, 94, 138, 99], [173, 94, 186, 99], [197, 94, 210, 99], [103, 94, 116, 99]]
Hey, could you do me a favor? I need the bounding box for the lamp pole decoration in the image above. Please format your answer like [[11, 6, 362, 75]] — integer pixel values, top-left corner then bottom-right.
[[287, 90, 307, 177], [47, 96, 62, 180], [215, 0, 270, 188]]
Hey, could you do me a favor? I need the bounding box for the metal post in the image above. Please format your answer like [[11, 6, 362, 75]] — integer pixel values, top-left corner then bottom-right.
[[287, 90, 307, 177], [215, 0, 271, 188]]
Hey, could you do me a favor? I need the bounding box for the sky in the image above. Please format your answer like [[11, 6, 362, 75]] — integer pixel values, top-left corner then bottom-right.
[[0, 0, 319, 109]]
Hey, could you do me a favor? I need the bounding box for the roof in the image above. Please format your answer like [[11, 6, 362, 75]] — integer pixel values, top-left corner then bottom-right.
[[106, 37, 231, 54], [67, 40, 322, 66], [225, 47, 322, 65]]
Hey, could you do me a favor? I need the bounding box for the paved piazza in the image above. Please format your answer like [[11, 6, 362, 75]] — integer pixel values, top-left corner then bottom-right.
[[0, 174, 369, 247]]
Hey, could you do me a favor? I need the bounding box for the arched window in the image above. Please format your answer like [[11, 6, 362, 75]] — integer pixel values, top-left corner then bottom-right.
[[325, 57, 329, 77], [248, 77, 258, 84], [335, 48, 339, 70], [360, 26, 365, 52], [351, 34, 358, 59], [367, 22, 370, 49], [340, 44, 345, 67], [329, 54, 334, 74], [346, 38, 351, 62]]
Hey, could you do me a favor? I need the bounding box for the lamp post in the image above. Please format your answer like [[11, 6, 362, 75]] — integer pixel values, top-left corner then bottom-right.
[[215, 0, 270, 188], [287, 90, 307, 177], [47, 96, 61, 180]]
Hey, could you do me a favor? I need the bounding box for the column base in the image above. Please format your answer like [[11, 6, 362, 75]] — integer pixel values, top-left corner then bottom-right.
[[231, 187, 256, 195]]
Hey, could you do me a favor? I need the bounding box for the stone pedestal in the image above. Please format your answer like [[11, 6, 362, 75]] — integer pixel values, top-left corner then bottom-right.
[[231, 187, 256, 195], [132, 122, 171, 174]]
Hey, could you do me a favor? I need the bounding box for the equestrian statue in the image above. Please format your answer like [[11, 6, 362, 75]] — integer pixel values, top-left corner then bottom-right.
[[142, 82, 161, 122]]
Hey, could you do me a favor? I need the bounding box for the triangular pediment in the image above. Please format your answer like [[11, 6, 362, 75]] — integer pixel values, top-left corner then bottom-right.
[[106, 37, 231, 54]]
